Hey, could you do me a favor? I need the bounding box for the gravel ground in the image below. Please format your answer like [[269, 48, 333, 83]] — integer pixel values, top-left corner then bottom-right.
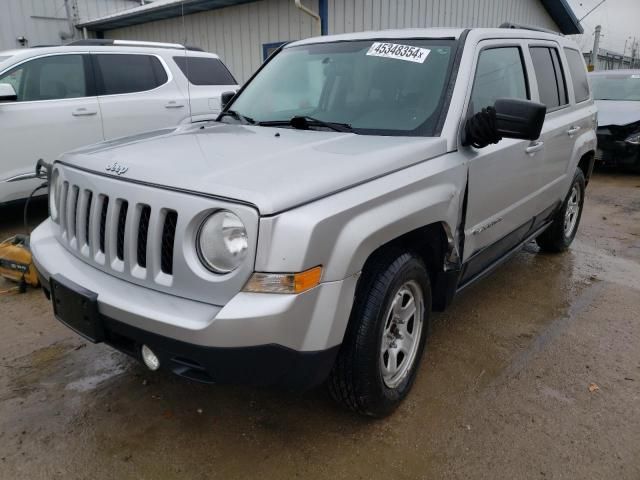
[[0, 172, 639, 479]]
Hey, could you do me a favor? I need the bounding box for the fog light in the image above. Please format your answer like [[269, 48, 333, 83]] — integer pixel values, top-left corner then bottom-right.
[[141, 345, 160, 371]]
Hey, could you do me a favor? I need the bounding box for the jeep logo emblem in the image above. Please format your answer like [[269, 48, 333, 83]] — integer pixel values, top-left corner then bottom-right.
[[105, 163, 128, 176]]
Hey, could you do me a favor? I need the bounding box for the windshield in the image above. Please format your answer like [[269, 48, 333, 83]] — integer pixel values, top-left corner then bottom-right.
[[228, 39, 457, 136], [591, 74, 640, 101]]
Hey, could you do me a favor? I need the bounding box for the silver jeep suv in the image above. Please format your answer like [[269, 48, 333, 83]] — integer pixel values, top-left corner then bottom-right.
[[31, 27, 597, 417]]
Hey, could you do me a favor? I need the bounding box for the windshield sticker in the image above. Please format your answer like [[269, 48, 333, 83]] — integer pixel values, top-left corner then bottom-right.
[[366, 42, 430, 64]]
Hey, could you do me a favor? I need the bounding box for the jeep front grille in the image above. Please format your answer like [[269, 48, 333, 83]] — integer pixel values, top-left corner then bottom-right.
[[51, 164, 258, 306], [58, 181, 178, 277]]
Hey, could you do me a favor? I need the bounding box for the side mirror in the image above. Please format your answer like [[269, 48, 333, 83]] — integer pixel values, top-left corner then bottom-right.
[[0, 83, 17, 102], [464, 98, 546, 148], [220, 91, 236, 109]]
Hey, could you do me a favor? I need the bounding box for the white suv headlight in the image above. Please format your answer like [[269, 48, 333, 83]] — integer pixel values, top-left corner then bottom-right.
[[49, 168, 59, 222], [196, 210, 248, 273]]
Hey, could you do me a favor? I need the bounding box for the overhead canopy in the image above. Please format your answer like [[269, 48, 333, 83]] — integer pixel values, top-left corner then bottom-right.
[[540, 0, 583, 34], [80, 0, 583, 35], [78, 0, 255, 31]]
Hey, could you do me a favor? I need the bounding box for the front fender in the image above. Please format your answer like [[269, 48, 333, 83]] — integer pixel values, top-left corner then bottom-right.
[[255, 153, 467, 282]]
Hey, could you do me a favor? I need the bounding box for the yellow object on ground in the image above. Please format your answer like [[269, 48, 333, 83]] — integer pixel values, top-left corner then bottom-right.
[[0, 235, 40, 288]]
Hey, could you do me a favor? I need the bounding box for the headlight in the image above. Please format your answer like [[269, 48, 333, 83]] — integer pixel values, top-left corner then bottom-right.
[[196, 210, 248, 273], [625, 133, 640, 145], [49, 168, 59, 222]]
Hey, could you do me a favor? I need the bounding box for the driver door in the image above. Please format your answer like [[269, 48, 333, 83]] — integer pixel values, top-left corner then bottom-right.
[[0, 53, 103, 203], [460, 41, 547, 282]]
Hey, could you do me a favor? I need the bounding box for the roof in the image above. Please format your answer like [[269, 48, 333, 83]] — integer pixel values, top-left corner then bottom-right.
[[289, 27, 576, 48], [290, 28, 467, 46], [80, 0, 583, 35], [0, 43, 219, 67]]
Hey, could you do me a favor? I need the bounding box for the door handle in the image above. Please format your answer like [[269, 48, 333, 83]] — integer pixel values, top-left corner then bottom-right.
[[567, 126, 581, 136], [165, 101, 185, 109], [525, 141, 544, 155], [72, 108, 97, 116]]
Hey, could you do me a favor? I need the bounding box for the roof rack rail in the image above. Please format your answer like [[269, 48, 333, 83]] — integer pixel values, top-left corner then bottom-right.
[[66, 39, 203, 51], [499, 22, 561, 36]]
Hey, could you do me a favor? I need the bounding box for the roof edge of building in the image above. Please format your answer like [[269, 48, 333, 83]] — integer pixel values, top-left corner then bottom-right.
[[79, 0, 583, 36]]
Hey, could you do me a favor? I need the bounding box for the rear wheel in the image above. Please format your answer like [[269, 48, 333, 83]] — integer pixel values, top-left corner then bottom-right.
[[536, 169, 585, 253], [328, 249, 431, 417]]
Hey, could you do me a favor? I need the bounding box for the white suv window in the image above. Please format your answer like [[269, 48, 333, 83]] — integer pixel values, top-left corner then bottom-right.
[[0, 54, 87, 101], [94, 54, 168, 95], [470, 47, 529, 114]]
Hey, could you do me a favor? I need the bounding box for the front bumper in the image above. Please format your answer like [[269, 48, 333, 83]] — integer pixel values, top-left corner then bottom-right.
[[31, 220, 358, 388], [596, 131, 640, 167]]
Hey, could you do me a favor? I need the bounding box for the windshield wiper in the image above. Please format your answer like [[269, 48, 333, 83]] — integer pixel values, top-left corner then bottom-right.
[[218, 110, 255, 125], [258, 116, 353, 133]]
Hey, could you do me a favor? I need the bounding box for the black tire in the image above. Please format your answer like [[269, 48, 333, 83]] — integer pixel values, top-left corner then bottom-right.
[[536, 169, 585, 253], [328, 249, 431, 417]]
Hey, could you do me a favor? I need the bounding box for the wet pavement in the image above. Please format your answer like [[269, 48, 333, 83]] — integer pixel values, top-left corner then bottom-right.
[[1, 172, 639, 479]]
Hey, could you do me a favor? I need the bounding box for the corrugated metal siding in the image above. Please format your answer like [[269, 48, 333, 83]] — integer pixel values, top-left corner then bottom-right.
[[104, 0, 320, 82], [328, 0, 557, 33], [77, 0, 148, 23], [102, 0, 560, 83], [0, 0, 141, 51]]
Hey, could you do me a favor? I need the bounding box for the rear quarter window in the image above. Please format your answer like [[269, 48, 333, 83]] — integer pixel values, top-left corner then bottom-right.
[[564, 48, 590, 103], [173, 56, 236, 85]]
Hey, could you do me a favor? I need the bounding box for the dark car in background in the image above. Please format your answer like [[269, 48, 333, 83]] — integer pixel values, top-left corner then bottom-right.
[[590, 70, 640, 170]]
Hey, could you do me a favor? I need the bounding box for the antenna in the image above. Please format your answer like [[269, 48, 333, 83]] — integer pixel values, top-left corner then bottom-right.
[[181, 0, 193, 123]]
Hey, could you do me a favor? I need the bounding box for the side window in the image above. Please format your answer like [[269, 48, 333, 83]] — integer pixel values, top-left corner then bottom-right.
[[172, 57, 236, 85], [529, 47, 568, 110], [0, 54, 87, 101], [94, 54, 168, 95], [564, 48, 590, 103], [470, 47, 528, 115]]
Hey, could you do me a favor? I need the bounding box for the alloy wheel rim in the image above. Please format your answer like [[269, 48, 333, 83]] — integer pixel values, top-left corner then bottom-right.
[[380, 280, 424, 389], [564, 185, 581, 238]]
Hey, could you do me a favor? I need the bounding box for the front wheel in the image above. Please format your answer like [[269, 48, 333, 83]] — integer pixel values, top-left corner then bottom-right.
[[536, 169, 585, 253], [327, 250, 431, 417]]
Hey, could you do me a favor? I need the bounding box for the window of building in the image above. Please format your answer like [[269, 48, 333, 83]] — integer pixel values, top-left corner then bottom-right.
[[262, 42, 286, 61], [94, 54, 168, 96], [470, 47, 528, 115], [173, 56, 236, 85], [0, 54, 87, 101], [564, 48, 590, 103], [529, 46, 568, 110]]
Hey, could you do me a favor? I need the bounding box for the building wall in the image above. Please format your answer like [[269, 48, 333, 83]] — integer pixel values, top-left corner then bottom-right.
[[328, 0, 557, 33], [0, 0, 142, 51], [105, 0, 559, 82], [104, 0, 320, 83]]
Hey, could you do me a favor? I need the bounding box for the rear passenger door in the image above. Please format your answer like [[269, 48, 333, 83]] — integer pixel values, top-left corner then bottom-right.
[[527, 42, 575, 212], [171, 56, 238, 120], [93, 53, 187, 139], [461, 41, 548, 277]]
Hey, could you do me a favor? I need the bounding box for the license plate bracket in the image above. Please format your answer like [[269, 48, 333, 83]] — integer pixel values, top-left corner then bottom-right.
[[50, 275, 103, 343]]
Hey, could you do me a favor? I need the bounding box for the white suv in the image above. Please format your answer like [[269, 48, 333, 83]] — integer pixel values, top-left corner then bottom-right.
[[0, 40, 238, 205]]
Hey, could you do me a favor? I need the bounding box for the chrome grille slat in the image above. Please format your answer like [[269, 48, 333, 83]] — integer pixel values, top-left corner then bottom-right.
[[59, 181, 69, 237], [66, 185, 78, 247]]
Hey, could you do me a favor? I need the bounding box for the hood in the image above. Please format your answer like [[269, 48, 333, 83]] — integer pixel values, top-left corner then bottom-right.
[[596, 100, 640, 127], [60, 123, 447, 215]]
